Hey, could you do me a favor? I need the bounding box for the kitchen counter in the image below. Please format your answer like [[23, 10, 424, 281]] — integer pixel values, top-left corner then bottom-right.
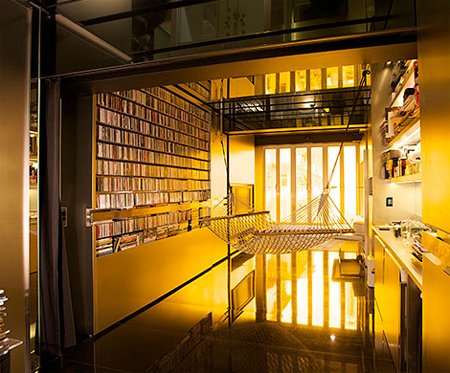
[[373, 225, 423, 290]]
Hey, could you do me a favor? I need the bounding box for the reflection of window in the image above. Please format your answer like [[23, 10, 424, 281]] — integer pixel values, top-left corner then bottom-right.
[[279, 72, 290, 93], [295, 70, 307, 91], [343, 65, 355, 87], [265, 73, 276, 94], [327, 67, 339, 89], [310, 69, 322, 90]]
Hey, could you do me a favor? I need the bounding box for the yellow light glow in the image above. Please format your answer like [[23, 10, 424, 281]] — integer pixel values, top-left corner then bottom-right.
[[343, 65, 355, 87], [310, 69, 322, 90], [280, 148, 291, 222], [279, 71, 291, 93], [329, 252, 341, 328], [345, 282, 357, 330], [327, 67, 339, 89], [265, 73, 276, 94], [297, 251, 308, 325], [265, 149, 277, 221], [296, 148, 308, 210], [295, 70, 307, 92], [328, 146, 341, 211], [344, 146, 357, 218], [312, 251, 324, 326]]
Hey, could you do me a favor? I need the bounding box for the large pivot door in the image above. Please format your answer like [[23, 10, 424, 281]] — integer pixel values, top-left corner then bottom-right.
[[264, 144, 362, 222]]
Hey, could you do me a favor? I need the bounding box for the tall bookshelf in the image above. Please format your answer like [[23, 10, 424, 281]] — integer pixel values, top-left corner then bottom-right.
[[92, 87, 212, 256]]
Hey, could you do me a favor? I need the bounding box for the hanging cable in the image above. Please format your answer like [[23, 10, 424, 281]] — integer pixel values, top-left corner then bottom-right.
[[326, 69, 370, 190]]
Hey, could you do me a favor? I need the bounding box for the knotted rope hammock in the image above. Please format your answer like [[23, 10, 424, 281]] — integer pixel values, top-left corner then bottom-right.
[[202, 70, 370, 254]]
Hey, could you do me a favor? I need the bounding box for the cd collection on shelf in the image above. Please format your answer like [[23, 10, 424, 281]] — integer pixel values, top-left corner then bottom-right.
[[93, 86, 211, 256]]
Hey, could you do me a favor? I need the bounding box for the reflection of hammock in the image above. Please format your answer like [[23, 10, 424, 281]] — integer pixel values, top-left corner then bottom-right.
[[201, 190, 354, 255]]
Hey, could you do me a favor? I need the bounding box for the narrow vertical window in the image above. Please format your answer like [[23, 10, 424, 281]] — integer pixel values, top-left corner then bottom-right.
[[295, 70, 307, 92], [310, 69, 322, 90], [265, 149, 277, 221], [280, 148, 291, 221], [327, 67, 339, 89]]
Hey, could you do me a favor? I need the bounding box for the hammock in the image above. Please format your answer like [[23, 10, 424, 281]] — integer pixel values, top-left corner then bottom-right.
[[203, 69, 369, 254], [201, 190, 354, 254]]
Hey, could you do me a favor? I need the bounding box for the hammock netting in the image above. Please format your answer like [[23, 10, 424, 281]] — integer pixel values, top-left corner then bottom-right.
[[201, 191, 355, 255]]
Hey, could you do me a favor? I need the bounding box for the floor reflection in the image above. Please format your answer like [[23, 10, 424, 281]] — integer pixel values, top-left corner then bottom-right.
[[38, 242, 395, 373]]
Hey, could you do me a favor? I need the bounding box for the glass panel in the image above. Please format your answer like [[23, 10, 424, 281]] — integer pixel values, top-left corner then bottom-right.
[[279, 72, 290, 93], [280, 254, 292, 323], [311, 147, 323, 199], [280, 148, 291, 222], [326, 67, 339, 89], [265, 149, 277, 221], [343, 65, 355, 87], [344, 146, 357, 218], [265, 73, 277, 94], [266, 254, 277, 321], [296, 251, 308, 325], [312, 251, 324, 326], [345, 282, 357, 330], [329, 252, 341, 328], [328, 146, 341, 211], [296, 148, 308, 209], [295, 70, 307, 92], [310, 69, 322, 90]]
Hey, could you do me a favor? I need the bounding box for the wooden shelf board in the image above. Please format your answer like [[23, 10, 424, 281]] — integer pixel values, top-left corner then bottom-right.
[[391, 172, 422, 183], [91, 200, 211, 223], [388, 111, 420, 148]]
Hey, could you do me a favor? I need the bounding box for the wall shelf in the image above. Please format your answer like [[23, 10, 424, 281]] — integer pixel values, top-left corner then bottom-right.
[[391, 173, 422, 184]]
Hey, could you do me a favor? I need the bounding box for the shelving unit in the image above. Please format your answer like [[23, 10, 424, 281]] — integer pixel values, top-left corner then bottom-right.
[[92, 87, 212, 256], [381, 60, 421, 181]]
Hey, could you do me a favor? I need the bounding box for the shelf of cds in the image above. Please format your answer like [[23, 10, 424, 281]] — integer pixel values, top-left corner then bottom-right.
[[92, 86, 212, 257]]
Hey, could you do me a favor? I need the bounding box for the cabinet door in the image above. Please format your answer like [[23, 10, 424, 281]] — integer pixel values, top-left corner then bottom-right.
[[423, 254, 450, 372]]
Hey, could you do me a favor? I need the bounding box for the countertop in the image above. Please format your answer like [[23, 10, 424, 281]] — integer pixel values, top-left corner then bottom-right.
[[372, 225, 423, 290]]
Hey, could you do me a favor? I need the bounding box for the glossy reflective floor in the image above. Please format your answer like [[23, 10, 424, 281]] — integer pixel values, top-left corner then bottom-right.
[[38, 241, 396, 373]]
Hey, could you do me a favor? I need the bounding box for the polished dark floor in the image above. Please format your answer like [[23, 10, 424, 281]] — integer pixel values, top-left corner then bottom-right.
[[37, 244, 396, 373]]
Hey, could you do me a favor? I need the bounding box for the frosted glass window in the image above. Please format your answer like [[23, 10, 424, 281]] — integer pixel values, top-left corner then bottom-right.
[[327, 67, 339, 89], [311, 147, 323, 199], [312, 251, 324, 326], [296, 251, 308, 325], [344, 146, 357, 218], [329, 252, 341, 328], [296, 148, 308, 210], [295, 70, 307, 91], [343, 65, 355, 87], [265, 73, 276, 94], [279, 72, 291, 93], [265, 149, 277, 221], [328, 146, 341, 211], [280, 148, 291, 221], [310, 69, 322, 90]]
